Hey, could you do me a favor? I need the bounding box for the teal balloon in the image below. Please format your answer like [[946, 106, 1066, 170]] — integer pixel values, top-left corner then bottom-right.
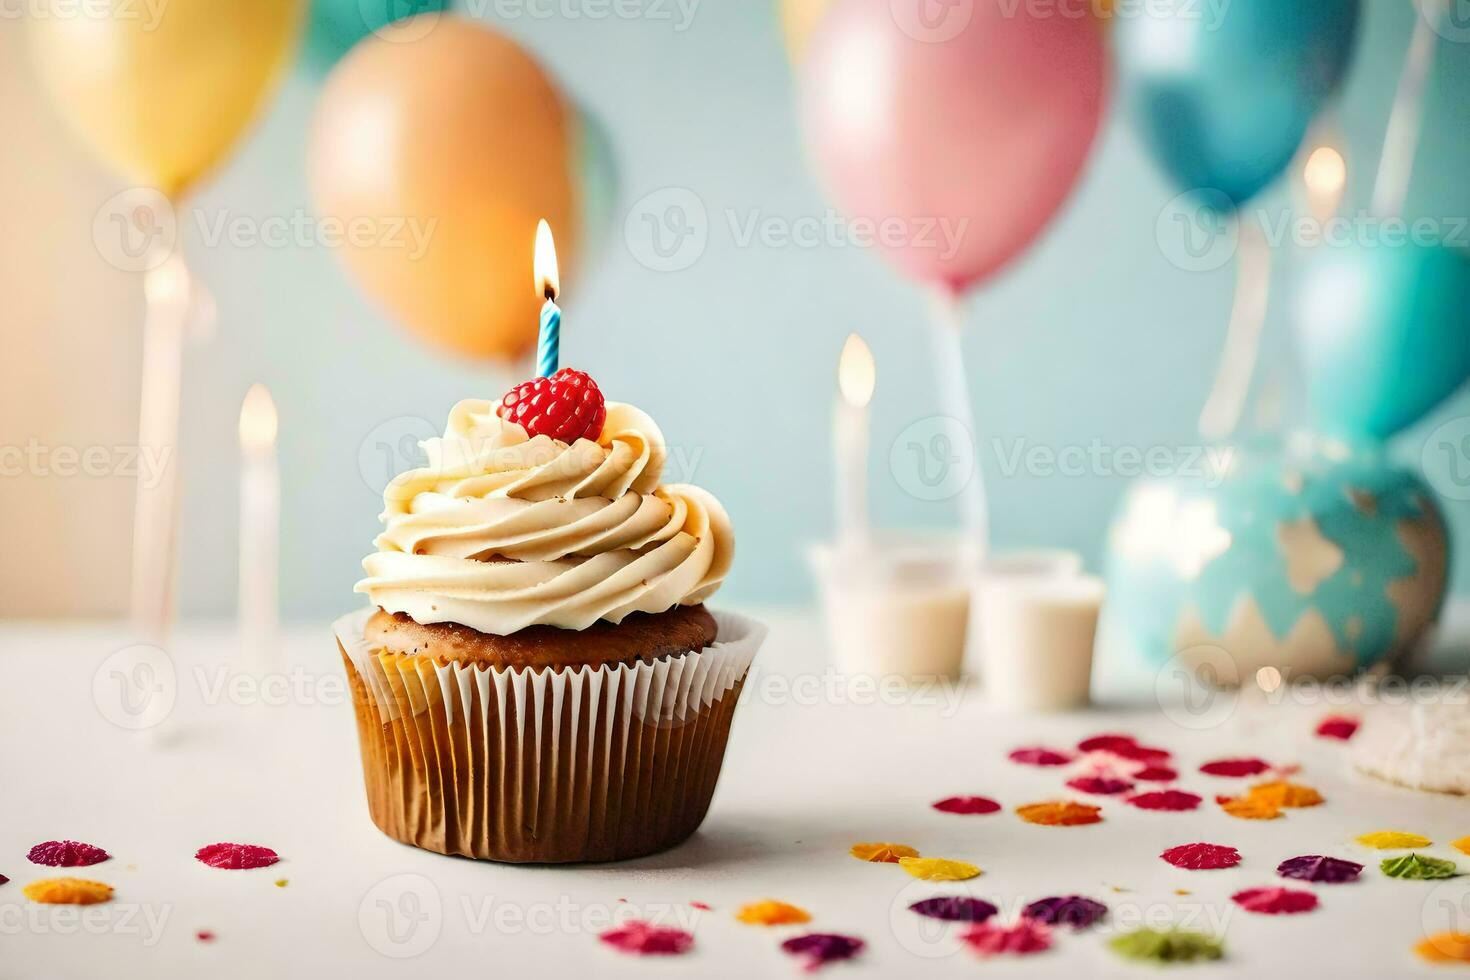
[[303, 0, 449, 73], [1295, 242, 1470, 441], [1116, 0, 1360, 206], [573, 107, 619, 271]]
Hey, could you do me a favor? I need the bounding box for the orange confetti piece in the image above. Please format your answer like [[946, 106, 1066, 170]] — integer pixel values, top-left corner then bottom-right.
[[736, 900, 812, 926], [849, 842, 919, 864], [898, 857, 982, 881], [1016, 801, 1103, 827], [1418, 932, 1470, 963], [1246, 781, 1324, 809], [23, 877, 113, 905], [1454, 837, 1470, 857], [1219, 795, 1282, 820]]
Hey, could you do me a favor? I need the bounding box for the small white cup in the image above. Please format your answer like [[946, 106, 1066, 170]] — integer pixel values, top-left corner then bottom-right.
[[977, 572, 1105, 712]]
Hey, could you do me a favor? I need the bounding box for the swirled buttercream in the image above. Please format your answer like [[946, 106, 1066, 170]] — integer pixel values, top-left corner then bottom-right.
[[357, 399, 733, 633]]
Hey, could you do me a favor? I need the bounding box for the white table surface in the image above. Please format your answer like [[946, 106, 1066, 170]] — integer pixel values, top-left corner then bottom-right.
[[4, 608, 1469, 980]]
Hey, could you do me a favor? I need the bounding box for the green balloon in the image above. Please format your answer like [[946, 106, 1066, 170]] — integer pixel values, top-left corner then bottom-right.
[[303, 0, 450, 73]]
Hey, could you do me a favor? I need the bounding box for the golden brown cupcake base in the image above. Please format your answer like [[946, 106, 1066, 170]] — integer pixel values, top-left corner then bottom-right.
[[364, 605, 718, 670]]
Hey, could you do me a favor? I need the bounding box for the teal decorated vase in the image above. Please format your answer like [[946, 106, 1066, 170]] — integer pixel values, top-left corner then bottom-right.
[[1098, 439, 1449, 685]]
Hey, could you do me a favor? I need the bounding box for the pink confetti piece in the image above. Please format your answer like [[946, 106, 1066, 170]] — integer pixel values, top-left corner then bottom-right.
[[782, 933, 865, 972], [933, 795, 1002, 815], [1009, 747, 1073, 767], [1127, 790, 1202, 812], [599, 920, 694, 956], [194, 843, 279, 870], [690, 901, 712, 911], [961, 919, 1053, 957], [1132, 766, 1178, 782], [1161, 843, 1242, 870], [1231, 887, 1319, 915], [1066, 776, 1134, 796], [1315, 716, 1360, 741], [1200, 758, 1272, 778], [27, 841, 110, 868]]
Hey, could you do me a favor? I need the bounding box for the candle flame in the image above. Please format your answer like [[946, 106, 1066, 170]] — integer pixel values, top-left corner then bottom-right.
[[1303, 146, 1346, 215], [534, 219, 560, 300], [838, 333, 875, 409], [239, 383, 278, 451], [144, 251, 190, 307]]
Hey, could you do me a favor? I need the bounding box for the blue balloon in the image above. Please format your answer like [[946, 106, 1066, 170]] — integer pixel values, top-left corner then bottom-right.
[[1116, 0, 1361, 206], [303, 0, 450, 74], [1294, 240, 1470, 441]]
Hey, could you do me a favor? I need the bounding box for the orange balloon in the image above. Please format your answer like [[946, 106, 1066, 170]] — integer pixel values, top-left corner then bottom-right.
[[309, 17, 581, 361]]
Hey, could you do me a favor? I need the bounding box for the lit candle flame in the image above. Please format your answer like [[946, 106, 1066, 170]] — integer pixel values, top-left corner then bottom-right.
[[1303, 146, 1347, 218], [239, 384, 278, 451], [838, 333, 876, 409], [534, 219, 560, 301]]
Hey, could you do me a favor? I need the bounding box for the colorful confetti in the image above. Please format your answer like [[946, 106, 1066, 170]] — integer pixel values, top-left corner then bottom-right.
[[599, 920, 694, 956], [1023, 896, 1108, 930], [1160, 843, 1241, 871], [1418, 932, 1470, 964], [22, 878, 113, 905], [1132, 766, 1179, 783], [960, 919, 1052, 958], [194, 843, 279, 870], [1199, 758, 1271, 778], [1231, 887, 1319, 915], [736, 900, 811, 925], [26, 840, 110, 868], [849, 842, 918, 864], [908, 897, 999, 923], [1016, 801, 1103, 827], [1247, 781, 1324, 809], [898, 857, 981, 881], [1455, 837, 1470, 857], [1276, 856, 1363, 884], [1127, 790, 1202, 812], [1109, 928, 1223, 964], [1356, 831, 1432, 850], [1066, 776, 1134, 796], [1077, 734, 1172, 764], [1008, 747, 1073, 767], [1219, 795, 1282, 821], [932, 796, 1001, 815], [1315, 715, 1360, 741], [782, 934, 864, 972], [1381, 854, 1462, 880]]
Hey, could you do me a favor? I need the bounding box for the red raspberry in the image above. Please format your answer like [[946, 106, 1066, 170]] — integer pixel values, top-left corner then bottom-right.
[[497, 368, 607, 443]]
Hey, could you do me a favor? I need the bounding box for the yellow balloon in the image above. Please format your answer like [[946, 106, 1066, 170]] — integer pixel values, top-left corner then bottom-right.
[[30, 0, 302, 199], [779, 0, 832, 61]]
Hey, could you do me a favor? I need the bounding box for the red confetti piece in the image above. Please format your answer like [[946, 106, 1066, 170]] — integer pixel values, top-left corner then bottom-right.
[[933, 795, 1002, 815], [600, 920, 694, 956], [1200, 758, 1271, 778], [1067, 776, 1134, 796], [27, 841, 110, 868], [1009, 747, 1072, 767], [1161, 843, 1241, 870], [1128, 790, 1202, 812], [1277, 855, 1363, 884], [1132, 766, 1178, 782], [1231, 887, 1318, 915], [1077, 734, 1138, 754], [0, 874, 8, 886], [782, 933, 865, 972], [1316, 716, 1360, 741], [194, 843, 279, 870], [691, 901, 712, 911], [196, 930, 216, 943], [961, 919, 1053, 957]]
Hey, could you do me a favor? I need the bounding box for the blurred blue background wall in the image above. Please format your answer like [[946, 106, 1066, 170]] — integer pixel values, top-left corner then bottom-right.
[[2, 1, 1469, 620]]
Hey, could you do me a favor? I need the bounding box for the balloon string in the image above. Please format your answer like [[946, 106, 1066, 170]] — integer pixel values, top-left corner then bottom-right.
[[131, 250, 192, 641], [1372, 0, 1444, 220], [1198, 218, 1273, 443], [928, 288, 989, 563]]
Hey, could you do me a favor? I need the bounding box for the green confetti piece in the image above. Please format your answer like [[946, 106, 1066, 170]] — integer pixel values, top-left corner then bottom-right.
[[1109, 927, 1225, 965], [1381, 854, 1463, 880]]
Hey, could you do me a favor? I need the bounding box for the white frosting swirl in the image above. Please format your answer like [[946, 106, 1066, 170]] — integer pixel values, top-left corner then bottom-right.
[[356, 398, 733, 633]]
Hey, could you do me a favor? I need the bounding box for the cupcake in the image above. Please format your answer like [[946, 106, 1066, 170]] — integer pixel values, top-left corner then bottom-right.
[[336, 369, 763, 863]]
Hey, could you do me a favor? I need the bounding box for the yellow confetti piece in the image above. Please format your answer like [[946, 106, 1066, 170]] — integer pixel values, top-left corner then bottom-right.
[[849, 842, 919, 864], [1356, 831, 1432, 850], [1246, 781, 1324, 809], [735, 900, 811, 926], [1015, 801, 1103, 826], [1417, 932, 1470, 964], [23, 878, 113, 905], [1220, 795, 1282, 820], [274, 879, 289, 888], [898, 857, 981, 882], [1175, 889, 1192, 896], [1453, 837, 1470, 858]]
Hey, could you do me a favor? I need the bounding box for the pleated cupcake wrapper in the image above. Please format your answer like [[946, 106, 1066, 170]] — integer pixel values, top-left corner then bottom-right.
[[334, 608, 765, 863]]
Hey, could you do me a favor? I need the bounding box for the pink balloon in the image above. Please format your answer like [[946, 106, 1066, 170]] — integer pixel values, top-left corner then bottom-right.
[[801, 0, 1108, 293]]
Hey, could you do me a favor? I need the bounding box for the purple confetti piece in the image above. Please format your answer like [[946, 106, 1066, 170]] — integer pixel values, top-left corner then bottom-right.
[[909, 897, 999, 922], [1023, 895, 1108, 930], [0, 873, 8, 886], [1276, 855, 1364, 884], [782, 933, 865, 972]]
